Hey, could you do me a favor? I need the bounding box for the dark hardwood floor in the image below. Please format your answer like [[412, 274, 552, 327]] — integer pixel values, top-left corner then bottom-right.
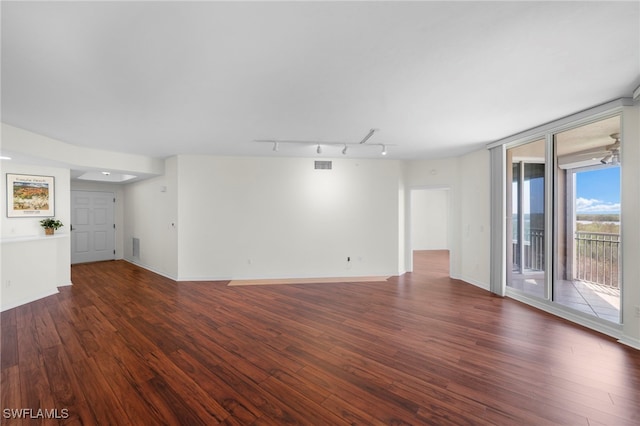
[[2, 250, 640, 425]]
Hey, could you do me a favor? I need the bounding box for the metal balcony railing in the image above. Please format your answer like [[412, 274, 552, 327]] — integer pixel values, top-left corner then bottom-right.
[[575, 232, 620, 288], [512, 228, 545, 272]]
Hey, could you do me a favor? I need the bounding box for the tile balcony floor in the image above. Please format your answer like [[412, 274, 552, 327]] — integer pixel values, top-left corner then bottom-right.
[[509, 272, 620, 323]]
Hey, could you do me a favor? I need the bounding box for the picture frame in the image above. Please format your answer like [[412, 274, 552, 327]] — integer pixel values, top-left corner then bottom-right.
[[6, 173, 55, 218]]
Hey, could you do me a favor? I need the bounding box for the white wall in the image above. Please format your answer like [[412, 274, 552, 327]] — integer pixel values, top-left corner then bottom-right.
[[457, 149, 491, 290], [1, 163, 71, 310], [411, 189, 449, 250], [397, 175, 406, 275], [173, 155, 402, 280], [70, 181, 125, 259], [123, 157, 178, 279]]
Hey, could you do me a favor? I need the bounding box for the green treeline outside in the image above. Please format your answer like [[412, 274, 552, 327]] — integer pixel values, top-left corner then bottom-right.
[[576, 214, 619, 222], [576, 214, 620, 234]]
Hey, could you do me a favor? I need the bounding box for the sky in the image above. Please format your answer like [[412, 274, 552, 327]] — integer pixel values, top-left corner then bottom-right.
[[576, 166, 621, 214], [513, 166, 620, 215]]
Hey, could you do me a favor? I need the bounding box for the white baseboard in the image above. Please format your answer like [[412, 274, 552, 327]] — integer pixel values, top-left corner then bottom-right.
[[618, 336, 640, 350], [176, 271, 397, 282], [451, 274, 490, 291], [462, 276, 490, 291], [123, 258, 178, 281], [1, 288, 59, 312]]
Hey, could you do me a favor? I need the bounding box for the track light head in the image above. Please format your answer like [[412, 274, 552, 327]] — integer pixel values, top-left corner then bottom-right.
[[273, 142, 279, 152], [381, 145, 387, 156], [342, 145, 348, 155], [316, 144, 322, 154]]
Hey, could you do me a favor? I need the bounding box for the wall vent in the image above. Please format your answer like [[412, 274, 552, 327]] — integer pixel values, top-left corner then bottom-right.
[[314, 160, 332, 170], [132, 237, 140, 259]]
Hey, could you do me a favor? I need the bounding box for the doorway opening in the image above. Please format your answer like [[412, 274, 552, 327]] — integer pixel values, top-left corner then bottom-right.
[[410, 188, 450, 277]]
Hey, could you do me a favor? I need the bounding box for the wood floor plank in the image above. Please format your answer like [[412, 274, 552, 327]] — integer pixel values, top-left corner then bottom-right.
[[144, 350, 230, 423], [70, 357, 132, 425], [1, 309, 18, 369], [168, 348, 262, 424], [1, 366, 22, 420], [2, 251, 640, 424], [40, 345, 97, 426]]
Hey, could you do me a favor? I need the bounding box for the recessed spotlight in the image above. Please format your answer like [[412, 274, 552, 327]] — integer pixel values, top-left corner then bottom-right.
[[102, 171, 111, 176]]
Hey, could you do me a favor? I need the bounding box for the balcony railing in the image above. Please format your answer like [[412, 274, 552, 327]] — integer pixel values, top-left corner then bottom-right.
[[512, 228, 545, 272], [575, 231, 620, 288]]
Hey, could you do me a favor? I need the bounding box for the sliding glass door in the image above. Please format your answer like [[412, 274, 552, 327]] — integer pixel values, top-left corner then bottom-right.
[[504, 115, 622, 324], [553, 116, 621, 323], [506, 139, 546, 298]]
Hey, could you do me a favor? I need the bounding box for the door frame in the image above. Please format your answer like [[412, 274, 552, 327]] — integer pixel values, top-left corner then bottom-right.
[[405, 185, 452, 273]]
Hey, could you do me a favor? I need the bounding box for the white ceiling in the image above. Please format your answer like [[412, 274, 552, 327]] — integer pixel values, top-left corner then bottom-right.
[[2, 1, 639, 161]]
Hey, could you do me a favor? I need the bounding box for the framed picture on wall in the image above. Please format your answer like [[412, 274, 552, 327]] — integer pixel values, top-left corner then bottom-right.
[[6, 173, 55, 217]]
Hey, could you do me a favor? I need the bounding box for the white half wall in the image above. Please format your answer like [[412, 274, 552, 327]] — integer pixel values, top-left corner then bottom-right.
[[175, 155, 402, 280], [1, 163, 71, 311]]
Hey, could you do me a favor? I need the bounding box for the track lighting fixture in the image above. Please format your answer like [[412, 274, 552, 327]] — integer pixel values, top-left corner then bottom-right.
[[359, 128, 378, 144], [254, 128, 394, 157]]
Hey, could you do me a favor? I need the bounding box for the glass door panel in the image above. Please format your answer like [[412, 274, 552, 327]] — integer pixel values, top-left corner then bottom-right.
[[553, 116, 621, 323], [506, 139, 546, 298]]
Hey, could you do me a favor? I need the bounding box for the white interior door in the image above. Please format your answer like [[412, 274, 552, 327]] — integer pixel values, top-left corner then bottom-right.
[[71, 191, 115, 264]]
